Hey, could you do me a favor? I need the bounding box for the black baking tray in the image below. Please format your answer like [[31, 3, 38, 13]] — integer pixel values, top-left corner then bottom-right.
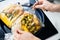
[[34, 9, 58, 40]]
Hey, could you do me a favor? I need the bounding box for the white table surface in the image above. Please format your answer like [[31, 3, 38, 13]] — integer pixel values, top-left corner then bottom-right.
[[44, 11, 60, 40], [0, 0, 60, 40]]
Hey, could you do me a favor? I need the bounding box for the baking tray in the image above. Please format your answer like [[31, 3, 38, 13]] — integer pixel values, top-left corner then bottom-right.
[[0, 6, 58, 40]]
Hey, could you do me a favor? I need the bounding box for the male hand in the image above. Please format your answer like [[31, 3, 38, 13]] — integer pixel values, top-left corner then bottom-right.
[[33, 0, 54, 11]]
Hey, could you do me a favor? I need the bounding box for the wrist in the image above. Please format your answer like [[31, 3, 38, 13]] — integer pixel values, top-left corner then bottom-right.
[[53, 4, 60, 12]]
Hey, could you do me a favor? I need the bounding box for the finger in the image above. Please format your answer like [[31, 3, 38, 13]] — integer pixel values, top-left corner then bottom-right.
[[12, 27, 20, 35], [13, 30, 21, 39], [32, 1, 39, 8], [32, 0, 43, 9], [35, 5, 43, 8], [17, 29, 26, 34], [38, 0, 43, 4], [34, 5, 46, 10], [34, 1, 39, 6], [14, 28, 22, 35], [13, 29, 20, 36], [12, 26, 25, 34]]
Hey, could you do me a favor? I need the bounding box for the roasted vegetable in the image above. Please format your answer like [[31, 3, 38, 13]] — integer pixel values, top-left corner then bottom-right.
[[20, 12, 41, 34], [0, 4, 23, 28]]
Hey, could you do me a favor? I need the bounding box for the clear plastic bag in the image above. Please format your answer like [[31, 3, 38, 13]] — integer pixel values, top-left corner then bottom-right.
[[4, 33, 13, 40]]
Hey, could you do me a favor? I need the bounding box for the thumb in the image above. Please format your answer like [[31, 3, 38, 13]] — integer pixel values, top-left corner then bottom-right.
[[17, 29, 26, 34]]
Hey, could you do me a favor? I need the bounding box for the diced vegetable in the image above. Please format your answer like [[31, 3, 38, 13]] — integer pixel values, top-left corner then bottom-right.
[[21, 13, 41, 34]]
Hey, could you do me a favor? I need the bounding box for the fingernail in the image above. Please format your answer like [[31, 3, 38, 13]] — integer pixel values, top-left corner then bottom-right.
[[35, 6, 38, 8]]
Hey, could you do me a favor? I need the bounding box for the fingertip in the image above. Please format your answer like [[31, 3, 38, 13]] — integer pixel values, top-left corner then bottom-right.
[[17, 29, 25, 34], [34, 5, 40, 8]]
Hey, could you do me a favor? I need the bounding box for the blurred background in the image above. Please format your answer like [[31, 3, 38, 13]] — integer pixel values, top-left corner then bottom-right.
[[0, 0, 60, 40]]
